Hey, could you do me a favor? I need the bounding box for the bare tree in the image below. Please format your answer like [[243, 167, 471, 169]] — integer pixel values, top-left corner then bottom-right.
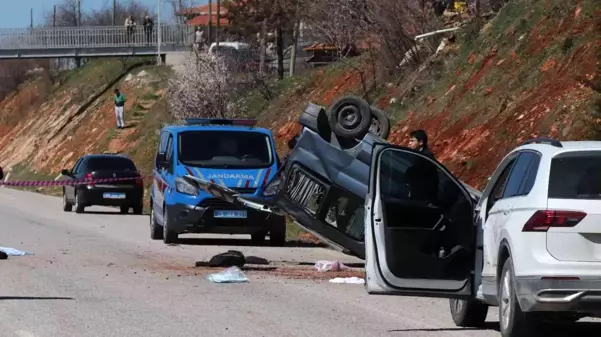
[[166, 51, 242, 120]]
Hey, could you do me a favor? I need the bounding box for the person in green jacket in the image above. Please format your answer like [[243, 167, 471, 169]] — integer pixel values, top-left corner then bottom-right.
[[114, 88, 126, 129]]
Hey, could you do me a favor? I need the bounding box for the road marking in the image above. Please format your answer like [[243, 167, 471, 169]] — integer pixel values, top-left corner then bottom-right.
[[15, 330, 37, 337]]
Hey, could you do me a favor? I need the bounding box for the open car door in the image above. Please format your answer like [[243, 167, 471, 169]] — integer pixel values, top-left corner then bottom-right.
[[365, 143, 477, 299]]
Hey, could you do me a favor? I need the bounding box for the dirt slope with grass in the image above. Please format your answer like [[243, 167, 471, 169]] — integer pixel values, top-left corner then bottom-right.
[[0, 0, 599, 225]]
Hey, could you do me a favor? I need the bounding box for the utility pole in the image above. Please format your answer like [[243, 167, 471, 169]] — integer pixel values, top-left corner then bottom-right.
[[289, 3, 300, 77], [112, 0, 116, 26], [30, 8, 33, 28], [259, 18, 267, 73], [216, 0, 220, 47], [208, 0, 213, 44], [53, 5, 57, 27], [77, 0, 81, 26]]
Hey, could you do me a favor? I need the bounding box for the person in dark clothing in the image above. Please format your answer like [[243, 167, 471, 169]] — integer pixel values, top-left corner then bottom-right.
[[408, 129, 436, 160], [143, 15, 154, 44]]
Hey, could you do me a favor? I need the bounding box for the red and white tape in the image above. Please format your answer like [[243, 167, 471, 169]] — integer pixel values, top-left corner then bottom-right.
[[0, 176, 147, 187]]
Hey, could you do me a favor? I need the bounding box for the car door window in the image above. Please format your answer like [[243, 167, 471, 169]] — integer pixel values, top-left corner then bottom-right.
[[502, 152, 535, 198], [487, 158, 515, 211], [517, 153, 540, 195], [71, 158, 83, 175], [377, 149, 474, 280], [165, 135, 174, 173]]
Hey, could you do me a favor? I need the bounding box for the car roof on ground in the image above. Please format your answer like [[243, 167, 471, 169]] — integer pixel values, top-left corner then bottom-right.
[[162, 124, 272, 135]]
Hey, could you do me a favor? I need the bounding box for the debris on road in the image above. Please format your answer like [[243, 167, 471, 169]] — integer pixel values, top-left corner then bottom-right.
[[207, 266, 249, 283], [315, 260, 349, 272], [195, 250, 269, 268], [329, 277, 365, 285], [0, 247, 34, 256]]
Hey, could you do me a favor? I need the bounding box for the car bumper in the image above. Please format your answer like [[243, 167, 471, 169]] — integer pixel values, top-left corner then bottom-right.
[[79, 185, 143, 206], [515, 276, 601, 313], [165, 202, 274, 234]]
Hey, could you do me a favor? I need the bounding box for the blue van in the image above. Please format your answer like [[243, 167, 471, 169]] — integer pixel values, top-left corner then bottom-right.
[[149, 118, 286, 246]]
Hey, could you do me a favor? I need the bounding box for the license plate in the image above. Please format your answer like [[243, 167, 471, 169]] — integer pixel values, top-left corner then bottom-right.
[[103, 192, 126, 199], [214, 210, 247, 218], [285, 166, 325, 215]]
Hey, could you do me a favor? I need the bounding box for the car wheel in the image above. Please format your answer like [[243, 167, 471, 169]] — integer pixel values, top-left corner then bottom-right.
[[120, 205, 129, 214], [62, 190, 73, 212], [74, 191, 85, 214], [368, 106, 391, 140], [449, 298, 489, 327], [250, 231, 267, 246], [268, 215, 287, 247], [327, 95, 372, 139], [162, 208, 178, 244], [499, 257, 537, 337], [133, 202, 143, 215], [149, 207, 163, 240]]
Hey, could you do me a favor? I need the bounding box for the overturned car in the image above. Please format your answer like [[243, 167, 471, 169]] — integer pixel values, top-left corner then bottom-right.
[[184, 96, 481, 259]]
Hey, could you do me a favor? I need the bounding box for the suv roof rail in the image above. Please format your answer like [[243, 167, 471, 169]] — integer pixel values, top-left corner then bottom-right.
[[520, 137, 563, 148], [184, 118, 257, 127]]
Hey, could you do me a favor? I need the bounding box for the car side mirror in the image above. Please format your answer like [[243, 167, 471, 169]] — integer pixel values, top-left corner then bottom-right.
[[156, 153, 168, 169], [61, 169, 71, 176]]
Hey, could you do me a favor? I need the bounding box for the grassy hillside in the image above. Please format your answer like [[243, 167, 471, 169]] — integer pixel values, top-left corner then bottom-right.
[[0, 0, 599, 240]]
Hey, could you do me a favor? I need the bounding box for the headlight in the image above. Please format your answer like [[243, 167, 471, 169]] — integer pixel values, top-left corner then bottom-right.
[[262, 177, 281, 197], [175, 177, 198, 196]]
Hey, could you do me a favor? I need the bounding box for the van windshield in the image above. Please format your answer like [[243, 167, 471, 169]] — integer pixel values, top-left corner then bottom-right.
[[549, 151, 601, 199], [178, 131, 273, 168]]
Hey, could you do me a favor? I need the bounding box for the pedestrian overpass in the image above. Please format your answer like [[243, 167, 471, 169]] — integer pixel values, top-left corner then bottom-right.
[[0, 25, 194, 59]]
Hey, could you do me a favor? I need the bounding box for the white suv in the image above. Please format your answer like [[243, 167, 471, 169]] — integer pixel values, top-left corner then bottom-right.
[[363, 138, 601, 337]]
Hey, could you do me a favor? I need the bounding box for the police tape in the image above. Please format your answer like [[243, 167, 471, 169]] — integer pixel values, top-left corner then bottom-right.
[[0, 176, 146, 187]]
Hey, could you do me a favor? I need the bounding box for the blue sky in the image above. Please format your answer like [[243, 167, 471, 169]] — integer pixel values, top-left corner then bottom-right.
[[0, 0, 205, 28]]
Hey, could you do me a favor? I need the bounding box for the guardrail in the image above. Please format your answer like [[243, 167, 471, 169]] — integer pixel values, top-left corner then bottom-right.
[[0, 25, 195, 50]]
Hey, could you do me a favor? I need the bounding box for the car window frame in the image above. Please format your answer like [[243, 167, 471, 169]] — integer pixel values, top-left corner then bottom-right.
[[71, 158, 84, 175], [485, 155, 517, 213], [501, 151, 537, 199], [165, 134, 174, 173]]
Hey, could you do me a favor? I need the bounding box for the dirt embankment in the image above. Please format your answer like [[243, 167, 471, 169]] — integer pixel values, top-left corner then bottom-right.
[[0, 0, 599, 197]]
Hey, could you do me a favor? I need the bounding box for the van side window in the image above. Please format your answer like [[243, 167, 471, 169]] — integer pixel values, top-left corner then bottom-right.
[[165, 135, 174, 172], [159, 131, 170, 154]]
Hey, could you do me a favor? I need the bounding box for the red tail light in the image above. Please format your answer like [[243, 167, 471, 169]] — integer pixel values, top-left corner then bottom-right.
[[135, 177, 144, 186], [522, 210, 587, 232], [84, 173, 94, 186]]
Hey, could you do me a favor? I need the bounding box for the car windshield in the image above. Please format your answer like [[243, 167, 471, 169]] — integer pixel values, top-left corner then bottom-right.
[[549, 151, 601, 199], [86, 157, 137, 171], [178, 130, 273, 168]]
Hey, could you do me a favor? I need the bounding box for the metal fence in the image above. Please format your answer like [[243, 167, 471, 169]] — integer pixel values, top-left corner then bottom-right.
[[0, 25, 195, 50]]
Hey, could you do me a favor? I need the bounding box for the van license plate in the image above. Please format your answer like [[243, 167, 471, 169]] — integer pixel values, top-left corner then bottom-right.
[[103, 193, 126, 199], [214, 210, 247, 219]]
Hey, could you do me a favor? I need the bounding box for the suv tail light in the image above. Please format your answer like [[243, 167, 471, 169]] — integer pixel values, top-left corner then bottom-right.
[[522, 210, 587, 232], [84, 173, 95, 186], [135, 176, 144, 186]]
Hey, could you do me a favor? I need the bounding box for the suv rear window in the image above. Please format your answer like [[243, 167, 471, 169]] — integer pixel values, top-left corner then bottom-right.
[[178, 130, 273, 168], [85, 157, 137, 171], [548, 151, 601, 199]]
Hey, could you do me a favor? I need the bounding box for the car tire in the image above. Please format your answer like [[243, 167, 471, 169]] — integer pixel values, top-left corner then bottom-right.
[[120, 205, 129, 214], [150, 207, 163, 240], [268, 215, 287, 247], [162, 208, 178, 244], [74, 191, 85, 214], [369, 106, 391, 140], [327, 95, 372, 139], [499, 257, 538, 337], [62, 190, 73, 212], [449, 298, 489, 327], [250, 231, 267, 246], [133, 203, 143, 215]]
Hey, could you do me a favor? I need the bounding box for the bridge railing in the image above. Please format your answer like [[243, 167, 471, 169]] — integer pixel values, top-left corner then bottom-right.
[[0, 25, 195, 50]]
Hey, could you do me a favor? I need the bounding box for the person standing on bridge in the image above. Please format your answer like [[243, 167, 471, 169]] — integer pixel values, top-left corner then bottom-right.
[[114, 88, 126, 129], [125, 16, 136, 42], [143, 15, 154, 44]]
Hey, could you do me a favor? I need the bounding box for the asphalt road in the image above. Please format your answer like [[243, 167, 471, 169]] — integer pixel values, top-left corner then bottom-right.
[[1, 188, 599, 337]]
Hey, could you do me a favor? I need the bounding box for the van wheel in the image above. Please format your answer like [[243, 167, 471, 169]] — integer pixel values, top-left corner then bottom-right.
[[150, 207, 163, 240], [449, 298, 488, 327], [499, 257, 538, 337], [268, 215, 287, 247], [328, 95, 372, 139], [162, 208, 178, 244]]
